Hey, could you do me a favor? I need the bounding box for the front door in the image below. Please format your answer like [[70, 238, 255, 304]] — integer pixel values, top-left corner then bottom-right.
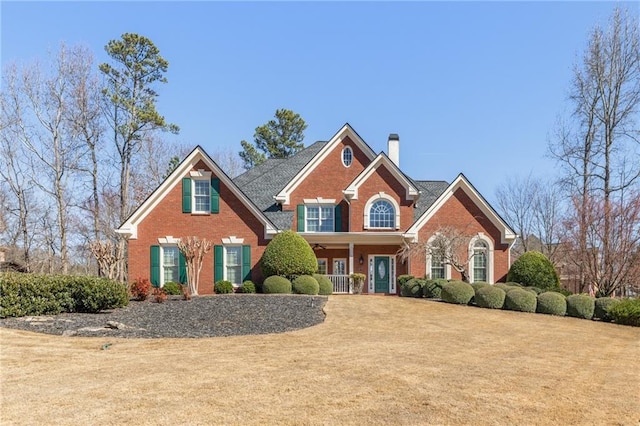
[[374, 256, 389, 293]]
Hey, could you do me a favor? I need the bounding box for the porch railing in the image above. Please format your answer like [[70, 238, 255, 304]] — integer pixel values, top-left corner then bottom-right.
[[326, 274, 351, 294]]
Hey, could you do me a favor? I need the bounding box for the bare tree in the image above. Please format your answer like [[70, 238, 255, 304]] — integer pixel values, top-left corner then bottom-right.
[[495, 174, 540, 256], [177, 236, 212, 296]]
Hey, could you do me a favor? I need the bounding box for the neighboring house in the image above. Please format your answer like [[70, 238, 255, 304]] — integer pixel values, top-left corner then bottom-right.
[[117, 124, 516, 295]]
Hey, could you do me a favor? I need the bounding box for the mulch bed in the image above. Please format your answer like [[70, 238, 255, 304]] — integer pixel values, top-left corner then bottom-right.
[[0, 294, 327, 339]]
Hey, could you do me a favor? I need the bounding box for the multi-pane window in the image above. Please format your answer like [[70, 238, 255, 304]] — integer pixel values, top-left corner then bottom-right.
[[431, 252, 445, 279], [306, 206, 334, 232], [163, 246, 180, 284], [194, 179, 210, 213], [317, 259, 328, 275], [225, 246, 242, 285], [473, 241, 488, 282], [342, 146, 353, 167], [333, 259, 347, 275], [369, 200, 395, 228]]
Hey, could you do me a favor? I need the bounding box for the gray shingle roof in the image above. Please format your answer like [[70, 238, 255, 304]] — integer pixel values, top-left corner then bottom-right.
[[413, 180, 450, 222], [233, 141, 328, 229]]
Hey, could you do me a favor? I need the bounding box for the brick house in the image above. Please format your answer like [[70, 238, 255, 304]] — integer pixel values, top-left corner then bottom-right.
[[117, 124, 516, 295]]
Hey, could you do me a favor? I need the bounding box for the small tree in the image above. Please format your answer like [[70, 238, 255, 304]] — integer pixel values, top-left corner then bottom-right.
[[177, 236, 212, 296]]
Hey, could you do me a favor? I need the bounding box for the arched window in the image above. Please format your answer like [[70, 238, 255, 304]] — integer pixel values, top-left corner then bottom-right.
[[472, 240, 488, 282], [342, 146, 353, 167], [369, 200, 395, 228]]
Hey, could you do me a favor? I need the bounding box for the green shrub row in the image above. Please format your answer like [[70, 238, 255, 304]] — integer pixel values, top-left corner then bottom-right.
[[313, 274, 333, 295], [0, 273, 129, 318], [293, 275, 319, 295], [214, 280, 234, 294]]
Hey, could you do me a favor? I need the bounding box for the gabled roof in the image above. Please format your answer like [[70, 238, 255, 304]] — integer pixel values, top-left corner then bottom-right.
[[413, 180, 450, 221], [407, 174, 517, 245], [116, 146, 278, 239], [343, 152, 420, 201], [274, 123, 377, 205]]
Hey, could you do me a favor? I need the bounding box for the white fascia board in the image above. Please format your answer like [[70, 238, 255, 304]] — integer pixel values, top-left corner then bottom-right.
[[275, 124, 377, 205], [344, 154, 419, 202]]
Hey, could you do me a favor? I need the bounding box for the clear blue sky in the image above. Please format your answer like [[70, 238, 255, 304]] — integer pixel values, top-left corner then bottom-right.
[[2, 1, 635, 204]]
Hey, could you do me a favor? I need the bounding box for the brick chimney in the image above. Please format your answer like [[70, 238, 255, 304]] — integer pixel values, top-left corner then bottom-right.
[[388, 133, 399, 167]]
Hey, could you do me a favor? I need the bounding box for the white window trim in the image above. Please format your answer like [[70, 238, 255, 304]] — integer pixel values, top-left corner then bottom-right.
[[317, 258, 328, 275], [468, 233, 494, 284], [159, 245, 180, 287], [333, 258, 347, 275], [304, 204, 335, 233], [425, 234, 451, 280], [364, 192, 400, 230], [303, 197, 336, 204], [222, 236, 244, 244], [223, 245, 243, 286], [341, 146, 353, 168], [191, 177, 211, 214], [367, 255, 396, 293]]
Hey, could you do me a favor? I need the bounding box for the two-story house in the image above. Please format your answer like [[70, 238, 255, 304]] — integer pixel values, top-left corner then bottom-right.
[[117, 124, 516, 294]]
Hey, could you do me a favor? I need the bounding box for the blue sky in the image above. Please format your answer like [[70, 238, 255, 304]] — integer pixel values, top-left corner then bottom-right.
[[2, 1, 635, 204]]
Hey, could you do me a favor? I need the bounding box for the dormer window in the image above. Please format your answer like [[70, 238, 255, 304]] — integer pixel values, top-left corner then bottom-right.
[[342, 146, 353, 167], [363, 193, 400, 230]]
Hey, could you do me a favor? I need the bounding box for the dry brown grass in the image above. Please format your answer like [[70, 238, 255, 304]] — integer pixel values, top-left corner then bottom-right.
[[1, 296, 639, 425]]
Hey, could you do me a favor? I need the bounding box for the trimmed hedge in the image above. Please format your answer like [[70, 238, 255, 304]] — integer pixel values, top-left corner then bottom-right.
[[214, 280, 234, 294], [260, 230, 317, 278], [397, 275, 415, 288], [536, 292, 567, 316], [292, 275, 319, 295], [240, 280, 256, 294], [313, 274, 333, 295], [475, 286, 506, 309], [424, 279, 447, 299], [504, 288, 537, 313], [400, 278, 423, 298], [507, 251, 560, 290], [594, 297, 621, 322], [162, 282, 182, 295], [566, 294, 595, 320], [441, 281, 475, 305], [608, 298, 640, 327], [494, 283, 514, 293], [262, 276, 292, 294], [0, 273, 128, 318]]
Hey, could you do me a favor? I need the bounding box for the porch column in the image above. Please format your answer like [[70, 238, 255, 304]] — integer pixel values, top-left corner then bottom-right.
[[348, 242, 354, 276]]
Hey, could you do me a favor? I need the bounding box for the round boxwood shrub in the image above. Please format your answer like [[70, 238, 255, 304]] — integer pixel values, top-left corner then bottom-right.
[[566, 294, 595, 320], [260, 230, 317, 279], [240, 280, 256, 294], [401, 278, 423, 298], [313, 274, 333, 295], [441, 281, 475, 305], [162, 282, 182, 295], [214, 280, 234, 294], [607, 298, 640, 327], [262, 275, 292, 294], [494, 283, 514, 293], [594, 297, 621, 322], [504, 288, 537, 313], [470, 282, 490, 304], [526, 286, 544, 295], [292, 275, 319, 295], [507, 251, 560, 291], [475, 286, 506, 309], [536, 291, 567, 316], [424, 279, 447, 299], [397, 275, 415, 288]]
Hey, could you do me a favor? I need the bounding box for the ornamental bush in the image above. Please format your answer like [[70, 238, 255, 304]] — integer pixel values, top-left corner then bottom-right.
[[240, 280, 256, 294], [475, 286, 506, 309], [215, 280, 234, 294], [162, 282, 182, 295], [536, 292, 567, 316], [292, 275, 320, 295], [504, 288, 537, 313], [313, 274, 333, 295], [441, 281, 475, 305], [397, 275, 415, 288], [260, 230, 317, 279], [608, 298, 640, 327], [470, 282, 490, 304], [594, 297, 621, 322], [400, 278, 423, 298], [566, 294, 595, 320], [130, 277, 152, 301], [494, 283, 514, 293], [73, 277, 129, 313], [424, 279, 447, 299], [262, 275, 292, 294], [507, 251, 560, 291]]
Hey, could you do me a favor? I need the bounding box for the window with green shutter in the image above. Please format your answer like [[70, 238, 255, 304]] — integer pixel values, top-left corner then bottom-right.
[[214, 245, 223, 283], [242, 245, 251, 282], [297, 204, 305, 232], [210, 178, 220, 213], [182, 178, 192, 213], [150, 245, 160, 287], [334, 204, 342, 232]]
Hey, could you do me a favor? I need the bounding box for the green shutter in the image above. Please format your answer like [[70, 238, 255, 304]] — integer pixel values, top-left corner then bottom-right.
[[211, 177, 220, 214], [214, 245, 223, 283], [179, 251, 187, 284], [334, 204, 342, 232], [242, 245, 251, 282], [297, 204, 305, 232], [182, 178, 192, 213], [150, 245, 160, 287]]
